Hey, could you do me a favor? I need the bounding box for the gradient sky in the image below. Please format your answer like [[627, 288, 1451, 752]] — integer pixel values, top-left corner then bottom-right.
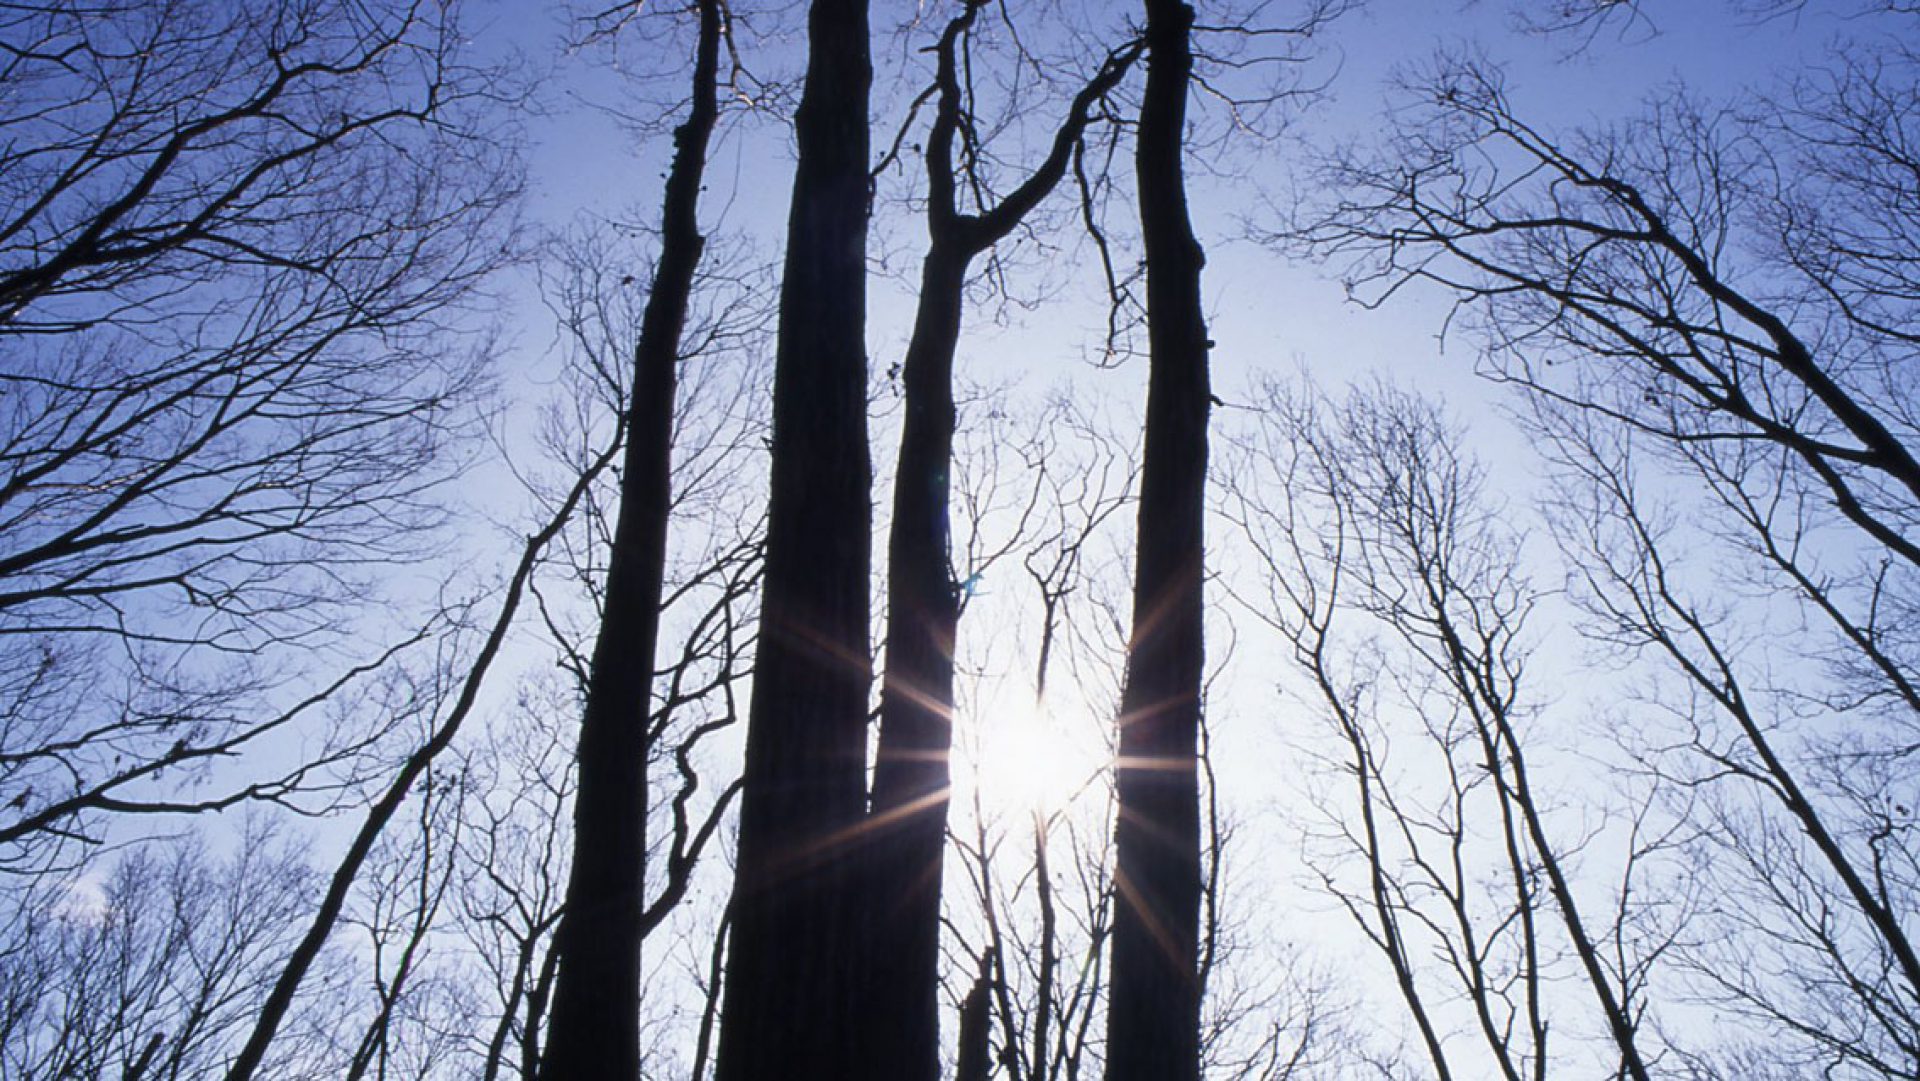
[[445, 2, 1891, 1068]]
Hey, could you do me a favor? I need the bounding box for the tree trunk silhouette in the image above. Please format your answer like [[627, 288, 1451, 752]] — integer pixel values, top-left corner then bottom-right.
[[865, 8, 1139, 1077], [955, 960, 994, 1081], [537, 3, 723, 1079], [866, 247, 966, 1081], [1105, 2, 1209, 1080], [712, 0, 873, 1076]]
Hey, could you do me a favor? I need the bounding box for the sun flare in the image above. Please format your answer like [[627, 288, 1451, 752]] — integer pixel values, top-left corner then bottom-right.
[[955, 686, 1106, 822]]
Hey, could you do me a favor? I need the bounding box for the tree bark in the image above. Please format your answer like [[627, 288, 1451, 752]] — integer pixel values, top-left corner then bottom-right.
[[537, 4, 723, 1079], [712, 0, 873, 1076], [1104, 2, 1209, 1080]]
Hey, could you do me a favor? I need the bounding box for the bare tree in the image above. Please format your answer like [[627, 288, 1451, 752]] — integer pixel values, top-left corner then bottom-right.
[[713, 0, 875, 1074], [1220, 381, 1675, 1079], [455, 680, 576, 1081], [538, 1, 730, 1075], [428, 218, 768, 1080], [1298, 31, 1920, 1073], [1538, 407, 1920, 1077], [867, 6, 1140, 1076], [1105, 3, 1212, 1077], [339, 765, 480, 1081], [1508, 0, 1919, 40], [926, 389, 1353, 1081], [0, 822, 352, 1080], [942, 394, 1133, 1081], [222, 355, 638, 1079], [0, 0, 520, 866], [1302, 53, 1920, 571]]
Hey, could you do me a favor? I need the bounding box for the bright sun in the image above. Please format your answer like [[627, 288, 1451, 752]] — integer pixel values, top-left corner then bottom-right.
[[955, 686, 1106, 822]]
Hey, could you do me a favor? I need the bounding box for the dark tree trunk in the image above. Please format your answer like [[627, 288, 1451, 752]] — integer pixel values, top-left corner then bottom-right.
[[865, 243, 966, 1081], [864, 9, 1140, 1078], [1104, 2, 1208, 1080], [712, 0, 873, 1076], [537, 4, 723, 1079], [954, 961, 994, 1081]]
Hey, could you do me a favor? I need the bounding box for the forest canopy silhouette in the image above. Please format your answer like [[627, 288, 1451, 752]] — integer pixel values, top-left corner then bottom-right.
[[0, 0, 1915, 1078]]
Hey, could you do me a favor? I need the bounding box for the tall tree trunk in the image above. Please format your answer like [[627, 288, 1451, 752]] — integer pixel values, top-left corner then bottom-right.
[[1105, 2, 1208, 1080], [712, 0, 873, 1076], [864, 8, 1140, 1076], [866, 242, 966, 1081], [538, 3, 723, 1079]]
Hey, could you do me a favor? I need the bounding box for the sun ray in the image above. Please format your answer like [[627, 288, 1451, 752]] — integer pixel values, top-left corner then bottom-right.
[[1113, 866, 1192, 975], [760, 787, 954, 885]]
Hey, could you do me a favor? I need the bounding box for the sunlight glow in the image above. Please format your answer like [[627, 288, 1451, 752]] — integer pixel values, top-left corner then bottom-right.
[[957, 685, 1106, 823]]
